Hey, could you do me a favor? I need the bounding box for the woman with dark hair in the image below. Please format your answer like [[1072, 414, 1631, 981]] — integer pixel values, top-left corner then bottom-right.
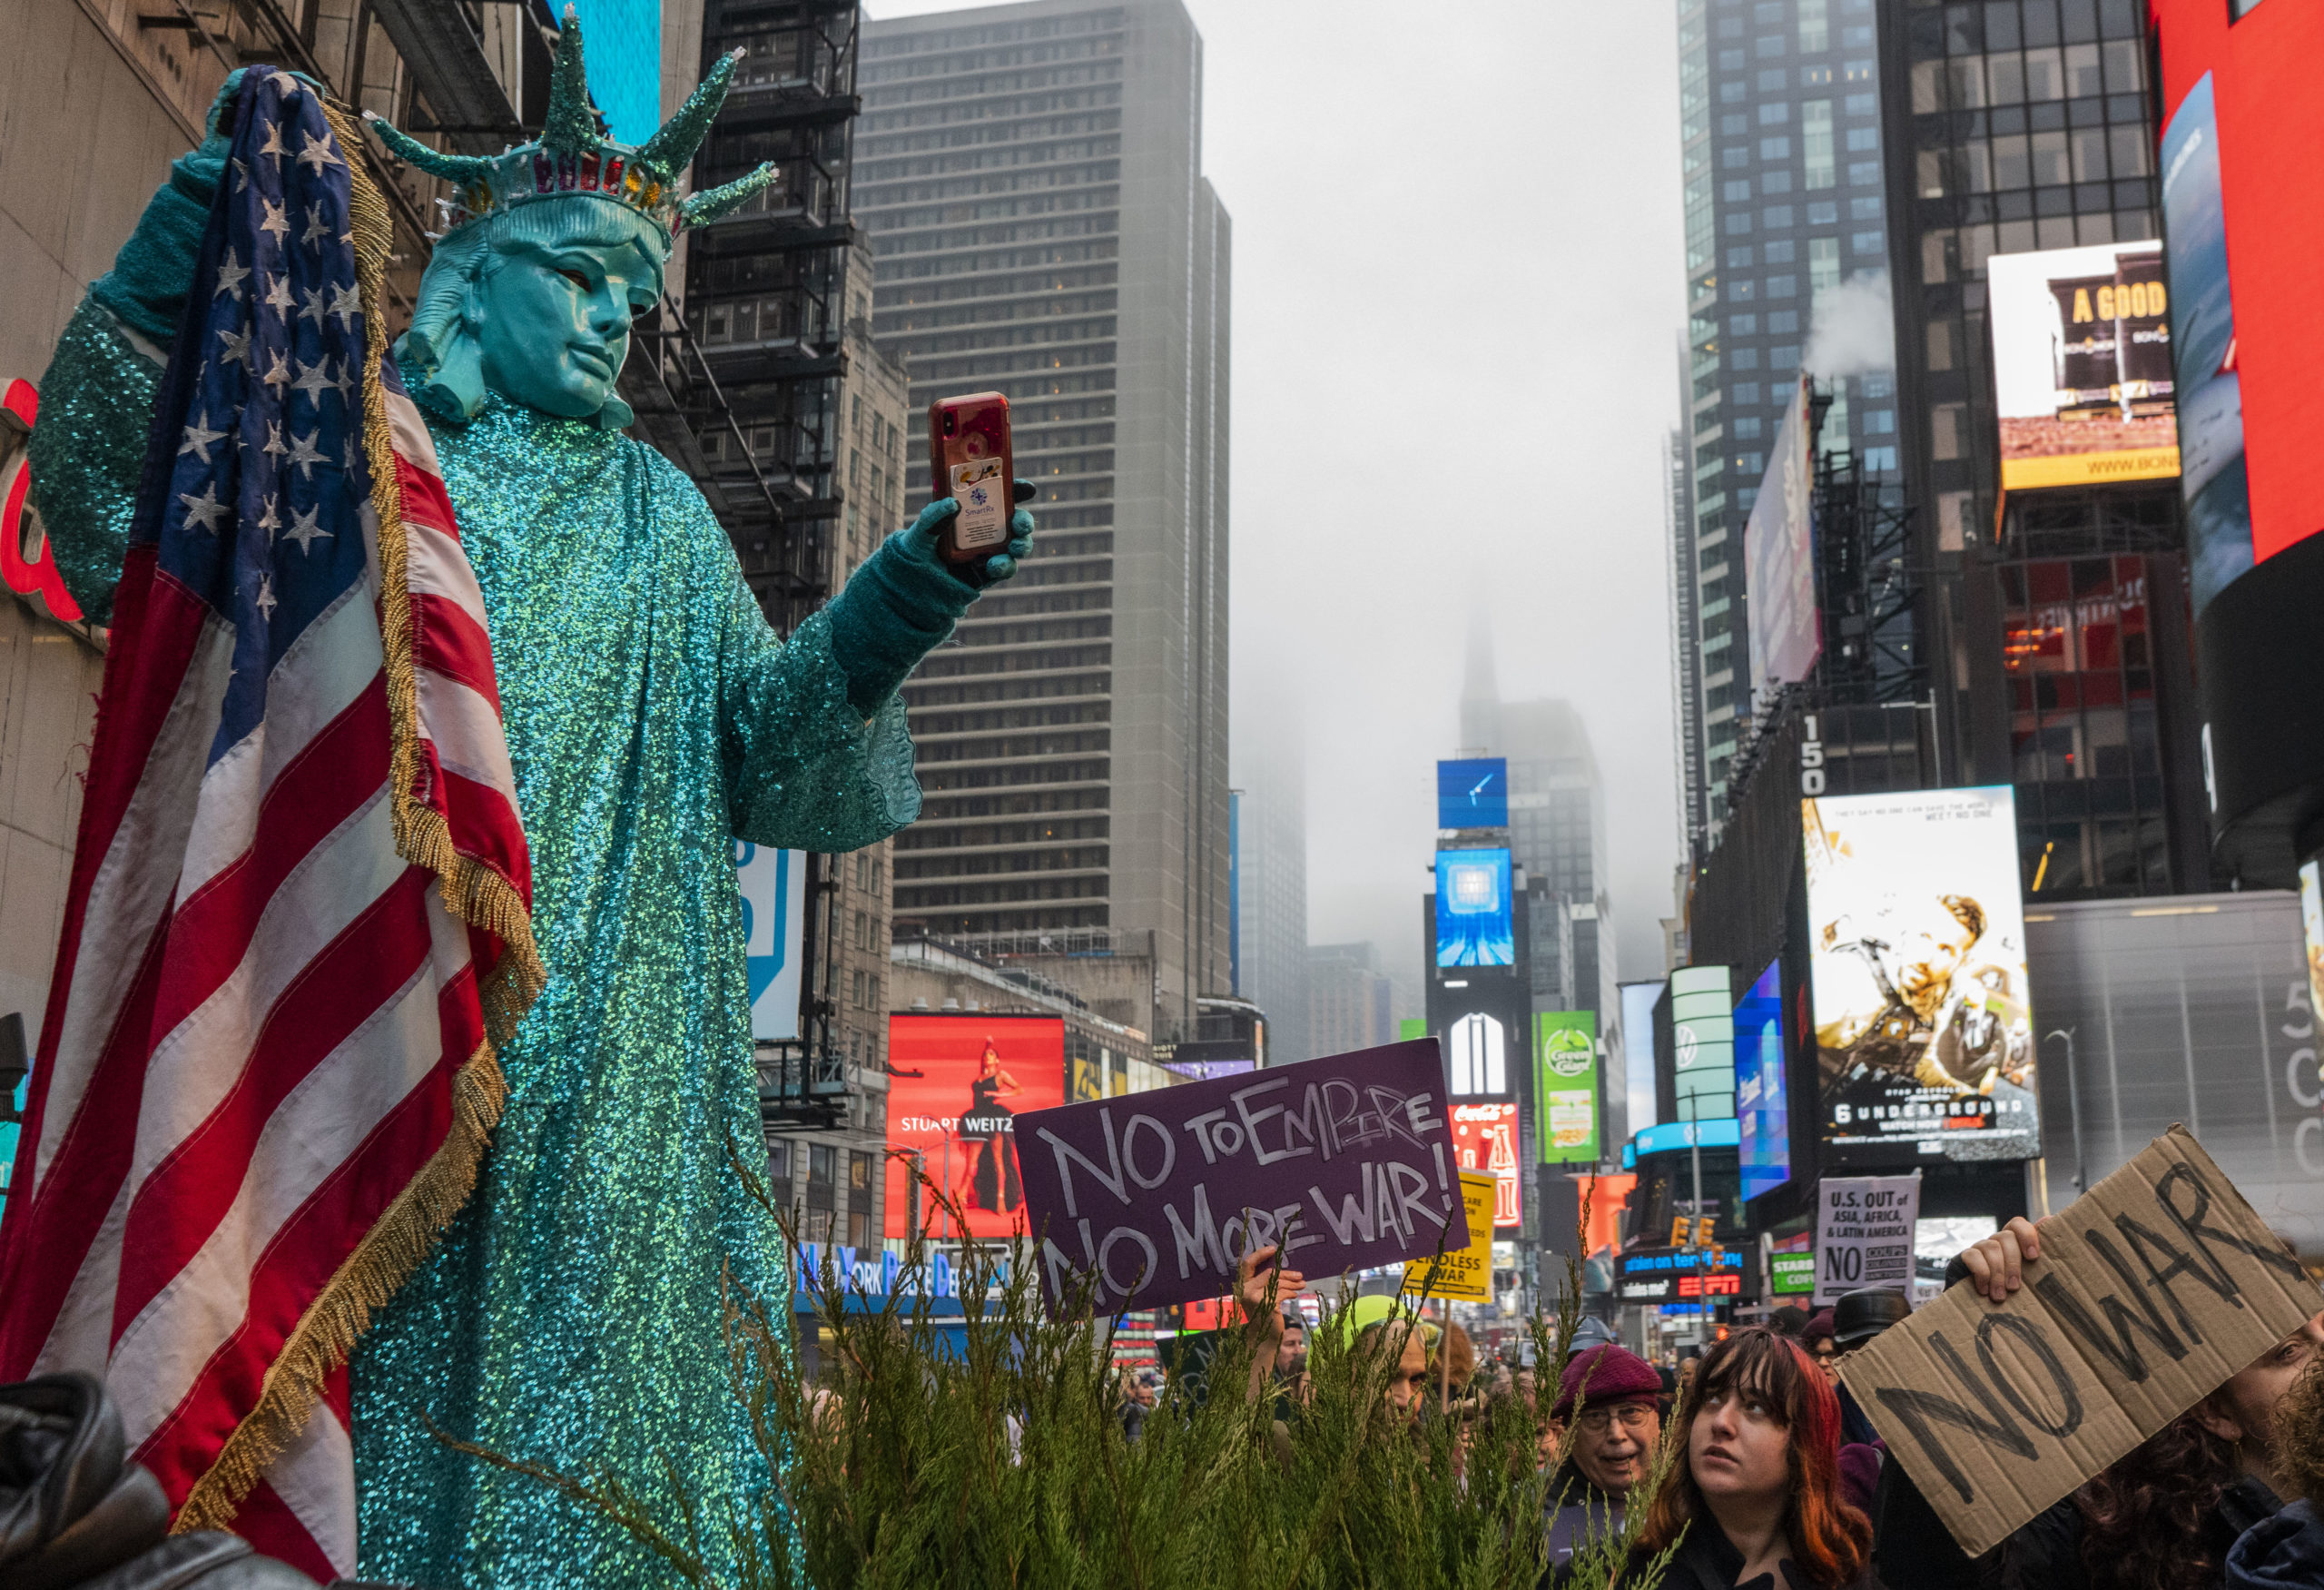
[[1621, 1328, 1875, 1589]]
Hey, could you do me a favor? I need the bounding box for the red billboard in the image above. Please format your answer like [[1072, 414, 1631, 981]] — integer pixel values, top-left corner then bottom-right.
[[1447, 1101, 1522, 1228], [884, 1014, 1065, 1239]]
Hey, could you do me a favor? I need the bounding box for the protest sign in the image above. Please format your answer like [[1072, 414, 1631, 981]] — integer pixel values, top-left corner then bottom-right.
[[1015, 1039, 1469, 1316], [1839, 1127, 2323, 1558], [1403, 1172, 1498, 1301], [1815, 1172, 1921, 1305]]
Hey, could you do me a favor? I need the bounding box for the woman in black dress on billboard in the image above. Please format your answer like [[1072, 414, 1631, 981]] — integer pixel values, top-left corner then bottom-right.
[[960, 1037, 1025, 1216]]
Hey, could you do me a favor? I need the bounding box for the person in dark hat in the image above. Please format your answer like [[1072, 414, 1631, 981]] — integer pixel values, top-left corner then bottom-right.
[[1544, 1343, 1667, 1567], [1802, 1309, 1839, 1382]]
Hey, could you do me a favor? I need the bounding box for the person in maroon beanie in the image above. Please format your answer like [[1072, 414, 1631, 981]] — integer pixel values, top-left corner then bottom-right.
[[1544, 1342, 1667, 1567]]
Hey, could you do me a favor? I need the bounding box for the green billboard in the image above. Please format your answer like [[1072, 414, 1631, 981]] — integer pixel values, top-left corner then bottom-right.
[[1399, 1017, 1429, 1042], [1535, 1011, 1598, 1163]]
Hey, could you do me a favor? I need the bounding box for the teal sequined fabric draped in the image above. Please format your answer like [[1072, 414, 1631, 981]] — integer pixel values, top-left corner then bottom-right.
[[32, 317, 916, 1587], [348, 389, 915, 1588]]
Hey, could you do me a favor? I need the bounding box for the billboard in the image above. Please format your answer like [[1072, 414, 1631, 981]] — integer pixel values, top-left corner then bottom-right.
[[1669, 965, 1735, 1121], [1744, 378, 1820, 689], [1446, 1010, 1509, 1097], [1449, 1101, 1524, 1228], [1436, 758, 1509, 830], [2162, 74, 2249, 614], [1535, 1011, 1599, 1164], [883, 1014, 1066, 1239], [1620, 980, 1665, 1136], [1988, 242, 2179, 492], [1735, 959, 1791, 1201], [1804, 788, 2038, 1163], [734, 841, 805, 1042], [1434, 847, 1514, 967]]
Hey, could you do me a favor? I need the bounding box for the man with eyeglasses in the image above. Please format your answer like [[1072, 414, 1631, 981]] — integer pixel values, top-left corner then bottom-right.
[[1543, 1341, 1667, 1566]]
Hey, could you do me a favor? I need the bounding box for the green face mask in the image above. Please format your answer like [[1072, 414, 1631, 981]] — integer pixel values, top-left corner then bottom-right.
[[468, 204, 665, 422]]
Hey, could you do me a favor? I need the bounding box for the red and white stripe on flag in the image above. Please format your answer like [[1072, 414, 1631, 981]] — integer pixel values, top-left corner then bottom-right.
[[0, 104, 539, 1580]]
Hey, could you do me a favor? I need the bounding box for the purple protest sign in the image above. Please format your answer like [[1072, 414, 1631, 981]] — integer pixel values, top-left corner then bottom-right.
[[1014, 1039, 1469, 1317]]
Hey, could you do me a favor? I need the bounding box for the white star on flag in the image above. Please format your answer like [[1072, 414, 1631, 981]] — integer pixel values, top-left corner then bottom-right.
[[261, 351, 295, 393], [260, 121, 287, 162], [231, 157, 251, 193], [258, 494, 282, 536], [260, 198, 290, 240], [179, 481, 228, 534], [291, 359, 332, 404], [287, 428, 328, 481], [285, 501, 331, 552], [214, 248, 251, 301], [179, 410, 226, 463], [217, 323, 256, 373], [332, 360, 358, 405], [300, 204, 333, 250], [298, 286, 328, 327], [266, 70, 303, 98], [263, 420, 290, 463], [297, 131, 341, 175], [253, 573, 278, 622], [328, 281, 361, 332], [262, 274, 296, 318]]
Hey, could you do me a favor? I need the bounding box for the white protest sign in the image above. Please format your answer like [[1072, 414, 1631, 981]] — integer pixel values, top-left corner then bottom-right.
[[1816, 1171, 1921, 1305]]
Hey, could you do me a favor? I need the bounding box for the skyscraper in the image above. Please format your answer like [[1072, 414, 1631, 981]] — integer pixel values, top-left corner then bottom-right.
[[1673, 0, 1901, 835], [856, 0, 1232, 1042], [1232, 715, 1311, 1062]]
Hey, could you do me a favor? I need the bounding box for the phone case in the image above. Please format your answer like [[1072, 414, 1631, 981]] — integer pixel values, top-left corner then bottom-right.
[[926, 391, 1014, 564]]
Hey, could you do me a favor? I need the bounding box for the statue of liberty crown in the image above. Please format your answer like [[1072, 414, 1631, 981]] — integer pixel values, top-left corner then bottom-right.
[[363, 6, 772, 240]]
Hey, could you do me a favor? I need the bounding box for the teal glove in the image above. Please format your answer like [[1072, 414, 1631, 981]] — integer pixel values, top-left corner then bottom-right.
[[87, 68, 319, 347], [824, 480, 1038, 715]]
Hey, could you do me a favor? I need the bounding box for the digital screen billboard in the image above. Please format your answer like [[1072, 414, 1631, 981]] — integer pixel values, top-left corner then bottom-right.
[[734, 841, 805, 1042], [1734, 959, 1790, 1202], [1744, 378, 1820, 689], [1449, 1101, 1523, 1227], [1446, 1010, 1509, 1098], [1803, 788, 2039, 1163], [1620, 980, 1664, 1135], [1669, 966, 1735, 1122], [1988, 242, 2180, 492], [1535, 1012, 1599, 1164], [1434, 847, 1514, 967], [1437, 758, 1509, 830], [884, 1014, 1066, 1239]]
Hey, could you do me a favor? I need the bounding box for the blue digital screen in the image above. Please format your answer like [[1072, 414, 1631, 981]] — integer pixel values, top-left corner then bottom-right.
[[1735, 958, 1790, 1201], [1437, 758, 1509, 829], [1434, 847, 1514, 967]]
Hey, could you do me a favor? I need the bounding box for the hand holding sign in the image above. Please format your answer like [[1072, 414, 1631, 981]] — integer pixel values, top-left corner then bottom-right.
[[1838, 1127, 2322, 1558]]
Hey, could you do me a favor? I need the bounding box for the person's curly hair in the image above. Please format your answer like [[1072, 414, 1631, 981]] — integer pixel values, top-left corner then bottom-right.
[[2073, 1410, 2240, 1590], [2274, 1347, 2324, 1507]]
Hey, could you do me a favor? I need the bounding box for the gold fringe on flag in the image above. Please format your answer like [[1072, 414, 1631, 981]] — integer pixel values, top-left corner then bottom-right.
[[174, 93, 547, 1536]]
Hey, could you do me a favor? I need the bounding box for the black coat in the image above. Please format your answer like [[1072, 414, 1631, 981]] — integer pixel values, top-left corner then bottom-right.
[[1606, 1515, 1881, 1590]]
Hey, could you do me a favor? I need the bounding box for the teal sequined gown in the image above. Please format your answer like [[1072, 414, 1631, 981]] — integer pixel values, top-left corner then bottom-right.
[[33, 303, 920, 1587]]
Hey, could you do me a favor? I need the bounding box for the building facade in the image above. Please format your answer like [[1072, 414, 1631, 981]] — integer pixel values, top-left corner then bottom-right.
[[1674, 0, 1901, 839], [1230, 712, 1309, 1062], [855, 0, 1231, 1046], [1875, 0, 2211, 899], [1307, 942, 1394, 1059]]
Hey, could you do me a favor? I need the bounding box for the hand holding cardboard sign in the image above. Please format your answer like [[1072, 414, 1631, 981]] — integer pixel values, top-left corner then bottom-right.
[[1958, 1215, 2043, 1303]]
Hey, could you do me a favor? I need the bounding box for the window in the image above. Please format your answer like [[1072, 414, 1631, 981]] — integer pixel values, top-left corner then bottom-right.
[[1763, 204, 1795, 227], [1845, 127, 1879, 152], [1719, 48, 1746, 70], [1845, 92, 1876, 114], [849, 1150, 874, 1195], [1772, 345, 1800, 370], [1756, 35, 1786, 56], [1843, 58, 1873, 81], [1724, 145, 1750, 169], [810, 1144, 834, 1184], [1722, 81, 1748, 103], [846, 1210, 871, 1248], [1849, 160, 1881, 184], [1758, 102, 1789, 125], [1768, 310, 1800, 333], [1859, 408, 1895, 435], [1931, 402, 1968, 460], [1732, 380, 1763, 404], [1764, 239, 1797, 263], [1718, 15, 1745, 37], [1864, 446, 1897, 471], [1726, 212, 1754, 233], [1852, 229, 1885, 254], [1751, 1, 1783, 21], [1725, 178, 1754, 201], [1731, 347, 1761, 370], [1807, 200, 1839, 223], [1758, 68, 1787, 91], [1809, 235, 1841, 295], [1767, 273, 1798, 297], [1798, 0, 1828, 51], [1730, 313, 1759, 336], [1803, 100, 1835, 187], [1736, 451, 1767, 475], [1862, 370, 1894, 399], [1722, 112, 1749, 133], [1728, 245, 1756, 267], [767, 1139, 792, 1187], [1729, 278, 1758, 300], [1734, 416, 1765, 439], [1842, 25, 1872, 45], [1849, 195, 1882, 219]]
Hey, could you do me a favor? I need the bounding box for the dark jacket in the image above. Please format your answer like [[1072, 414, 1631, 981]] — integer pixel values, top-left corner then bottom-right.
[[2227, 1497, 2324, 1590], [1607, 1514, 1881, 1590], [1542, 1462, 1627, 1569]]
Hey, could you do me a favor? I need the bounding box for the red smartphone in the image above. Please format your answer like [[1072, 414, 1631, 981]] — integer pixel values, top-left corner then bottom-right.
[[926, 391, 1014, 567]]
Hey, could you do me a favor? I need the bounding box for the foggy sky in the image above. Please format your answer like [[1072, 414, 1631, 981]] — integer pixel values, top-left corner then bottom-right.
[[869, 1, 1689, 999]]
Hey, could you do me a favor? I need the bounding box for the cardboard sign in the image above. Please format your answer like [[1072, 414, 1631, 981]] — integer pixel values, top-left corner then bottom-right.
[[1839, 1128, 2322, 1558], [1403, 1172, 1498, 1301], [1815, 1172, 1921, 1305], [1016, 1040, 1470, 1316]]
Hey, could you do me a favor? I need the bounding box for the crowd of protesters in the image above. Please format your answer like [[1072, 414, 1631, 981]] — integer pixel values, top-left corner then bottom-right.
[[1209, 1218, 2324, 1590]]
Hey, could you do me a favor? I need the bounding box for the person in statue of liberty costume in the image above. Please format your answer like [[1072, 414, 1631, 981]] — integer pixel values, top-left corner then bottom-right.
[[27, 19, 1030, 1585]]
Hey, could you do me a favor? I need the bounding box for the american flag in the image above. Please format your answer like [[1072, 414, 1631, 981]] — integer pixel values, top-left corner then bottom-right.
[[0, 72, 540, 1579]]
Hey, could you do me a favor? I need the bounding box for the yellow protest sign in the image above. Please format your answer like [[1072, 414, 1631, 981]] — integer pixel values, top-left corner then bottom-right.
[[1403, 1170, 1498, 1301]]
